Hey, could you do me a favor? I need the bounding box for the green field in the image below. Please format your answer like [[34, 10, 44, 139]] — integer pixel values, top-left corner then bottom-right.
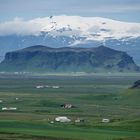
[[0, 73, 140, 140]]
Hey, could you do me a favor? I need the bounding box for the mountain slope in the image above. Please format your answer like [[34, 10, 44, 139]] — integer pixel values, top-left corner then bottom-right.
[[131, 80, 140, 89], [0, 45, 139, 73]]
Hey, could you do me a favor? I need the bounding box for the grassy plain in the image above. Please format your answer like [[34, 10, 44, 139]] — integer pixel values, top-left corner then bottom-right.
[[0, 73, 140, 140]]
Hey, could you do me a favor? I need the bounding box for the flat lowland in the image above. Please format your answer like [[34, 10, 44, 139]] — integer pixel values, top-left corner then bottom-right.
[[0, 73, 140, 140]]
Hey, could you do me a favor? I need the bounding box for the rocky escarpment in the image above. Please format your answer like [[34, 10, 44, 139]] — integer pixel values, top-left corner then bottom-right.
[[0, 45, 139, 73]]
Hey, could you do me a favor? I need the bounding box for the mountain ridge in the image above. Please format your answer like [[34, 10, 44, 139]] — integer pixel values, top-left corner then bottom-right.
[[0, 45, 139, 73], [14, 45, 122, 53]]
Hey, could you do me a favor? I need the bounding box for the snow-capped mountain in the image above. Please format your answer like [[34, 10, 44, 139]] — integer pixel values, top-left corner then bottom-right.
[[0, 15, 140, 64], [1, 15, 140, 40]]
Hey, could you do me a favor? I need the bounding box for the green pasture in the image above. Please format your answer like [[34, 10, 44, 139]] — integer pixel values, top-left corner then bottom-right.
[[0, 74, 140, 140]]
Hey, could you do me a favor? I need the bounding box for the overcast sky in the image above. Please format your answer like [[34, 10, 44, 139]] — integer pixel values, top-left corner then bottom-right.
[[0, 0, 140, 22]]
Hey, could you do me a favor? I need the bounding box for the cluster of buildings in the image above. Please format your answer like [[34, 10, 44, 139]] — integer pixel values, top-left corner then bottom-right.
[[0, 97, 110, 124], [0, 98, 18, 111], [36, 85, 60, 89], [51, 116, 110, 124]]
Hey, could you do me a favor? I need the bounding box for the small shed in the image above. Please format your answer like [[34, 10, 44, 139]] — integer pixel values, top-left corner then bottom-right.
[[102, 118, 110, 123], [36, 85, 44, 89], [61, 104, 73, 109], [75, 118, 85, 123]]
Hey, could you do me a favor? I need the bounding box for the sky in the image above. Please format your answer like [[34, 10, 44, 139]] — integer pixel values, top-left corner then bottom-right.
[[0, 0, 140, 22]]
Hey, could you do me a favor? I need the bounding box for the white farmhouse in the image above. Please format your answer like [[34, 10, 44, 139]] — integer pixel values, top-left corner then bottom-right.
[[55, 116, 71, 123]]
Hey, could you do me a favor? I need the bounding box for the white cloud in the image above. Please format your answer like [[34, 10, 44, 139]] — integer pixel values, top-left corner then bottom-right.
[[0, 17, 47, 36]]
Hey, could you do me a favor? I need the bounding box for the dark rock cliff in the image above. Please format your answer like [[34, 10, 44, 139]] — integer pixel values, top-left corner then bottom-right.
[[0, 45, 139, 72]]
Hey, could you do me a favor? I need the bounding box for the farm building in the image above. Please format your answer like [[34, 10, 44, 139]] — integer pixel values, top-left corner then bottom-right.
[[55, 116, 71, 123], [75, 118, 85, 123], [2, 107, 17, 111], [61, 104, 74, 109], [36, 85, 44, 89], [52, 86, 60, 89], [102, 118, 110, 123]]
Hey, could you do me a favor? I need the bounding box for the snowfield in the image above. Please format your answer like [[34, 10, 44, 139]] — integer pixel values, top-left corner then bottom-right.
[[0, 15, 140, 42]]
